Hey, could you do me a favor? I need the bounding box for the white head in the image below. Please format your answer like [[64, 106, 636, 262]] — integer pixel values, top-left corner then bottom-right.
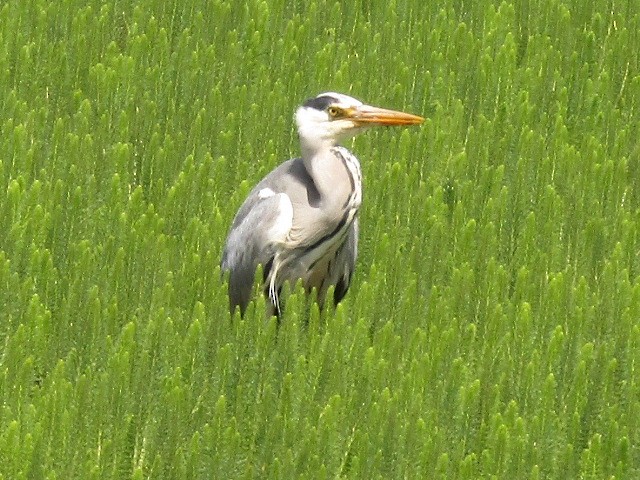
[[295, 92, 424, 157]]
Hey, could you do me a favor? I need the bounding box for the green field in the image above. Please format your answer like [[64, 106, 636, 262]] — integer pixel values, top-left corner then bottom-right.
[[1, 0, 639, 478]]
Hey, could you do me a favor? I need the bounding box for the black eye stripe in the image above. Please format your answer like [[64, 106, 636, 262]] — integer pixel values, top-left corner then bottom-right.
[[303, 95, 339, 111]]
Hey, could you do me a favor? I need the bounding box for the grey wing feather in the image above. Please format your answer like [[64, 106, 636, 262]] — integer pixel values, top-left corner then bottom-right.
[[221, 190, 292, 315]]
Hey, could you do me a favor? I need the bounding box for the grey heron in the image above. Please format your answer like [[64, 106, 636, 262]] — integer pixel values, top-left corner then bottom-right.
[[221, 92, 424, 316]]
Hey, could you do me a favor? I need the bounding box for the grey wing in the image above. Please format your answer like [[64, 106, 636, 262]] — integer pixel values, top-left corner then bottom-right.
[[330, 216, 359, 305], [221, 189, 293, 315]]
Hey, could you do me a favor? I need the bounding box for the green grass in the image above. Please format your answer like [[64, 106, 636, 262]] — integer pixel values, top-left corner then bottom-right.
[[1, 0, 639, 478]]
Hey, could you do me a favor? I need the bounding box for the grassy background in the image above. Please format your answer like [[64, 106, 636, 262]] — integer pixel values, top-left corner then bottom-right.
[[1, 0, 639, 478]]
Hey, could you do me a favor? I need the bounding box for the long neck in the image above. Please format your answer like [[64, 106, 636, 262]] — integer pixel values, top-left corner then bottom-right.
[[301, 143, 355, 218]]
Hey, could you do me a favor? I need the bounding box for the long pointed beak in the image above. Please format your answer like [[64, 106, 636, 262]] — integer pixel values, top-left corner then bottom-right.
[[348, 104, 424, 126]]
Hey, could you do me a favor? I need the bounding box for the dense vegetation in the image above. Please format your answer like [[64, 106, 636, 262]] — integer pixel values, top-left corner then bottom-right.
[[1, 0, 638, 478]]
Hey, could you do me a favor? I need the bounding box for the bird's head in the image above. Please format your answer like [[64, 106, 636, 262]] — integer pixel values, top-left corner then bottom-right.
[[295, 92, 424, 155]]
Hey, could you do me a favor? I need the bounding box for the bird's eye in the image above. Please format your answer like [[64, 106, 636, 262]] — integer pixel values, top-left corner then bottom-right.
[[328, 106, 341, 118]]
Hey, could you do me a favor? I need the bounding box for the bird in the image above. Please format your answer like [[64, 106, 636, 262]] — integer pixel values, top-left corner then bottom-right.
[[221, 92, 424, 317]]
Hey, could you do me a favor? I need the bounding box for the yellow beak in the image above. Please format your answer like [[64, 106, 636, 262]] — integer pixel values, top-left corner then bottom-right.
[[348, 105, 424, 126]]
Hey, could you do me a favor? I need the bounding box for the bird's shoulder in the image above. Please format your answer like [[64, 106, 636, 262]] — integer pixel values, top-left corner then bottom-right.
[[228, 158, 303, 229], [223, 186, 293, 259]]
